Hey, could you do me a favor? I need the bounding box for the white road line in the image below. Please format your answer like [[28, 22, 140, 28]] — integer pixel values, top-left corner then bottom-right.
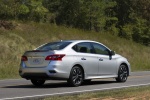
[[1, 83, 150, 100]]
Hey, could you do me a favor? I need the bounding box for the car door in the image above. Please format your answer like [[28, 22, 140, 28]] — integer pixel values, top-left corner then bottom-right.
[[92, 43, 117, 76], [72, 42, 99, 77]]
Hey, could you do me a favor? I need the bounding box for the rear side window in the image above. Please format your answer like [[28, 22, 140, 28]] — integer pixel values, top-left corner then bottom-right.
[[36, 42, 72, 50], [72, 42, 93, 53]]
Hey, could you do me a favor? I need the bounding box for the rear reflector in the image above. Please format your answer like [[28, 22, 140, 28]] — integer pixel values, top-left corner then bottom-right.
[[45, 54, 65, 61], [21, 56, 28, 61]]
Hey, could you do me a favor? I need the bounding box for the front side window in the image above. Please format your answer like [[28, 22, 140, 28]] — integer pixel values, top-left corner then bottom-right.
[[92, 43, 110, 55], [36, 42, 72, 50], [72, 42, 93, 53]]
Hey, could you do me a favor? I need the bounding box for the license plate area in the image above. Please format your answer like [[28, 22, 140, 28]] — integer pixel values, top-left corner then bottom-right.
[[31, 57, 44, 65]]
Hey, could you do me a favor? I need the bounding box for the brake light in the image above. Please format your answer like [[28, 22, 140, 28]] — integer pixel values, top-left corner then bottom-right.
[[21, 56, 28, 61], [45, 54, 65, 61]]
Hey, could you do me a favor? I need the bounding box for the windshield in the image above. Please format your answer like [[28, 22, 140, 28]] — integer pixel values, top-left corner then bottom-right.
[[36, 42, 72, 50]]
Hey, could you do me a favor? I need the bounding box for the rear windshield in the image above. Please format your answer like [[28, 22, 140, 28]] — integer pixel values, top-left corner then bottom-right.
[[36, 42, 72, 50]]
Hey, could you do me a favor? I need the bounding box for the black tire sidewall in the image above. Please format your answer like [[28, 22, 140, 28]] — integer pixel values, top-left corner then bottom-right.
[[116, 65, 128, 82], [68, 66, 83, 87]]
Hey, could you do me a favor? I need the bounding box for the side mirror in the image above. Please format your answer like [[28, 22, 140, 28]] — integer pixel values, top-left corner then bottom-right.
[[110, 51, 115, 56]]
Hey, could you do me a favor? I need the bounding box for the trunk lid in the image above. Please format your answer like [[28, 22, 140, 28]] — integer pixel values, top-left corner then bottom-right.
[[23, 50, 54, 67]]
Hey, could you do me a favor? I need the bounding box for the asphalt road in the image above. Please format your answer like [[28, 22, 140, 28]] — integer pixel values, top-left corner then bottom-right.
[[0, 71, 150, 100]]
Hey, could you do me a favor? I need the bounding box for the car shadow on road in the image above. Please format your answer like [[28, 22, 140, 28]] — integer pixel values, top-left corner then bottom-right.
[[2, 80, 117, 89]]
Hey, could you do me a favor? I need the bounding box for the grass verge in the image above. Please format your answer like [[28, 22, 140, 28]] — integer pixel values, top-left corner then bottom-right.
[[43, 85, 150, 100], [0, 21, 150, 79]]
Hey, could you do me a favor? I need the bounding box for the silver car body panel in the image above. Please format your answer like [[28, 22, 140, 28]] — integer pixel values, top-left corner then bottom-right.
[[19, 40, 131, 80]]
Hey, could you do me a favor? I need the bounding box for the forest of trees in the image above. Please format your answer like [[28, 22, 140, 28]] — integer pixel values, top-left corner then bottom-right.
[[0, 0, 149, 46]]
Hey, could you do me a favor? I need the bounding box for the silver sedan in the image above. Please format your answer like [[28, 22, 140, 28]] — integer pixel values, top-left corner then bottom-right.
[[19, 40, 131, 87]]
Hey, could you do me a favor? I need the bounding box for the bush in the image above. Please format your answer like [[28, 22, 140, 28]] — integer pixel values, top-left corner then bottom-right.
[[132, 27, 150, 46], [118, 25, 133, 40]]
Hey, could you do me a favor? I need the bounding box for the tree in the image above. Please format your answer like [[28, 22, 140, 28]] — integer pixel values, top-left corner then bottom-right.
[[0, 0, 21, 20], [50, 0, 117, 31], [114, 0, 132, 27], [24, 0, 48, 22]]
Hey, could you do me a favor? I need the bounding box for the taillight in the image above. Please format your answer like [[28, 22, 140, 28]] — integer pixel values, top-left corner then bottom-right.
[[21, 56, 28, 61], [45, 54, 65, 61]]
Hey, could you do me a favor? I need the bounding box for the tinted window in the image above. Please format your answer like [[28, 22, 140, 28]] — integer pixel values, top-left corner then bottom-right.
[[73, 42, 93, 53], [36, 42, 71, 50], [92, 43, 110, 55]]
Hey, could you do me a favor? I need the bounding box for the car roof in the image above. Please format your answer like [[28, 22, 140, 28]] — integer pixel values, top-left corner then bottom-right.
[[60, 40, 111, 51], [60, 40, 97, 43]]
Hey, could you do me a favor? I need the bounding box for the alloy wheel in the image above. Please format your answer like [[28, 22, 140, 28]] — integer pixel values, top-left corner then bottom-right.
[[116, 65, 128, 82], [68, 66, 83, 87]]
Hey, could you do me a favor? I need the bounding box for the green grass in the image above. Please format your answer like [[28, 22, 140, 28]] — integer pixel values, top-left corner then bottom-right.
[[0, 21, 150, 79], [43, 86, 150, 100]]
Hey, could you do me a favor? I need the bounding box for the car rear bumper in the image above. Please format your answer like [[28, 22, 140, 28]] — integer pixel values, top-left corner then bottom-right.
[[19, 68, 69, 80], [19, 62, 70, 80], [20, 72, 69, 80]]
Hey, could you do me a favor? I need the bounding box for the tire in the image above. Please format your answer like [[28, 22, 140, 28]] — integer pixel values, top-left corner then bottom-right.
[[116, 65, 128, 82], [31, 79, 45, 86], [68, 66, 83, 87]]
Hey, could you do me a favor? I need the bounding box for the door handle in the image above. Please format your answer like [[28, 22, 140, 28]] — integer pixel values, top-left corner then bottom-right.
[[81, 58, 86, 60], [99, 58, 103, 61]]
